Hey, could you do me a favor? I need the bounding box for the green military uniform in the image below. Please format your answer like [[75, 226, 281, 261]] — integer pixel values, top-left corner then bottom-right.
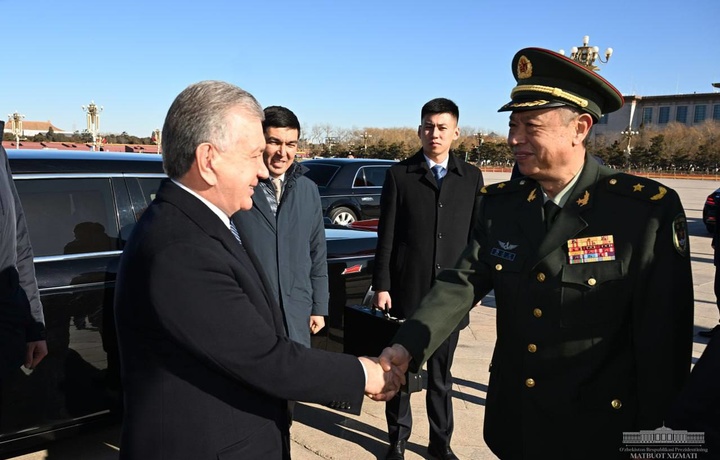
[[391, 48, 694, 459]]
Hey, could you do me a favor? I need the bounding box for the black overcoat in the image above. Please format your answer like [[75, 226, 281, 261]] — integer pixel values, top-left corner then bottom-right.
[[372, 150, 484, 326]]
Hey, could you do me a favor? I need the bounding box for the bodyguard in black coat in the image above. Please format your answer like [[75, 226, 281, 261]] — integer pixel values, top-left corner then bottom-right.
[[373, 98, 484, 460], [383, 48, 694, 460]]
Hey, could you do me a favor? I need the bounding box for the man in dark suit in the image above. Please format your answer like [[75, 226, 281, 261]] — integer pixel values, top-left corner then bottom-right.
[[380, 48, 694, 459], [114, 81, 401, 460], [372, 98, 484, 460]]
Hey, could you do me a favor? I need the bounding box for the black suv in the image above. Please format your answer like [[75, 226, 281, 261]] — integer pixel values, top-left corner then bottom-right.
[[302, 158, 396, 225], [1, 150, 376, 455]]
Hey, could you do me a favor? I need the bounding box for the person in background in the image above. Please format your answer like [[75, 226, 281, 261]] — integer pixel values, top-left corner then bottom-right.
[[233, 105, 327, 349], [380, 48, 694, 459], [0, 135, 47, 380], [113, 81, 402, 460], [372, 98, 484, 460], [699, 222, 720, 337]]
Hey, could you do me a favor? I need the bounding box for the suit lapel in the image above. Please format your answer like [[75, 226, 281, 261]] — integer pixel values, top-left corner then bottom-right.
[[157, 180, 282, 331], [251, 183, 277, 231]]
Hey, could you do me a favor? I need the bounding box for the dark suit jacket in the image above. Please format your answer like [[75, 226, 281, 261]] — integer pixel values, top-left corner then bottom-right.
[[372, 150, 484, 326], [114, 179, 364, 459], [393, 155, 694, 459]]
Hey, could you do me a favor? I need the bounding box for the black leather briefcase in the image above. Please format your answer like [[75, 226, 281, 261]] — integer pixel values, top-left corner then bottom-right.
[[343, 305, 423, 393]]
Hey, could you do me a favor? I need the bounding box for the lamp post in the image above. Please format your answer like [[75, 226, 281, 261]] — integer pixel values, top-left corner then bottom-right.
[[7, 112, 25, 148], [472, 132, 485, 163], [621, 128, 639, 171], [153, 128, 162, 155], [81, 101, 103, 151], [361, 131, 372, 156], [325, 137, 337, 156], [559, 35, 613, 71]]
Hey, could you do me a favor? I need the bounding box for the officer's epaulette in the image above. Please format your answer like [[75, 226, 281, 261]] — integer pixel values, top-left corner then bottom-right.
[[603, 173, 672, 203], [478, 178, 531, 196]]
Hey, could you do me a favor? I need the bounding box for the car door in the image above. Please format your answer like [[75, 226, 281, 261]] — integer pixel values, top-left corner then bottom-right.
[[351, 165, 388, 219]]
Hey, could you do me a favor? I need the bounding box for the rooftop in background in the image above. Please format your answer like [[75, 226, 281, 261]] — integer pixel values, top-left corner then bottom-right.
[[2, 141, 160, 153]]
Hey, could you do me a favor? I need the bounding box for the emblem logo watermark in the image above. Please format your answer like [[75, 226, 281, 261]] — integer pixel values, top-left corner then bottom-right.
[[621, 425, 707, 458]]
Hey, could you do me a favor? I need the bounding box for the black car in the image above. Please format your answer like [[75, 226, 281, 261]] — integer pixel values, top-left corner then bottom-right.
[[302, 158, 397, 225], [703, 187, 720, 234], [1, 150, 375, 455]]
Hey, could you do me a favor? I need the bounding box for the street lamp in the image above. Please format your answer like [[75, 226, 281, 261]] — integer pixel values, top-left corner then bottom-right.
[[621, 128, 639, 171], [81, 101, 103, 151], [559, 35, 613, 71], [361, 131, 372, 156], [153, 128, 162, 155], [325, 137, 337, 156], [7, 112, 25, 148]]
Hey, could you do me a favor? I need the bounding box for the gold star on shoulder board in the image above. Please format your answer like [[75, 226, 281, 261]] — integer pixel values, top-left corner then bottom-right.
[[633, 183, 645, 192]]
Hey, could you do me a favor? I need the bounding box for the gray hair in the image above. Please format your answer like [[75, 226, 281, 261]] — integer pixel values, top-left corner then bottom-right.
[[162, 80, 264, 179]]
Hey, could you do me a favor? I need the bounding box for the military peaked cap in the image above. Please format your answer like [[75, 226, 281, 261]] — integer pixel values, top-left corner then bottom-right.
[[498, 47, 624, 121]]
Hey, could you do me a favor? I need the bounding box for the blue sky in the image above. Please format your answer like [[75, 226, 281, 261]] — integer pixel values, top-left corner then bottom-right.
[[2, 0, 718, 138]]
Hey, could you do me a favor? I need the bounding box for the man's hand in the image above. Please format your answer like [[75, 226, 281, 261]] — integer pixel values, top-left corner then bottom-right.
[[379, 344, 410, 377], [359, 356, 405, 401], [373, 290, 392, 311], [25, 340, 48, 369], [309, 315, 325, 335]]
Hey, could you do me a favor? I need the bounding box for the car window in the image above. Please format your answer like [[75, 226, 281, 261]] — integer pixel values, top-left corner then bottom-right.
[[303, 163, 340, 187], [356, 166, 388, 187], [137, 177, 162, 207], [15, 178, 119, 257]]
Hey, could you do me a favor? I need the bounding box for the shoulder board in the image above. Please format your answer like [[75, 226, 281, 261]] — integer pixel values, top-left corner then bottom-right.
[[478, 178, 534, 196], [603, 173, 673, 203]]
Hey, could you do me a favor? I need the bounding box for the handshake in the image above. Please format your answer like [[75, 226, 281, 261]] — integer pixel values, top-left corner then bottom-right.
[[359, 344, 412, 401]]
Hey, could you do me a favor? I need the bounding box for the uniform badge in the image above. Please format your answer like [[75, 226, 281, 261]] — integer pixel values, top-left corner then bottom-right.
[[567, 235, 615, 264], [517, 55, 533, 79], [491, 241, 518, 261], [527, 188, 537, 202], [576, 190, 590, 207], [672, 214, 689, 257], [650, 186, 667, 201]]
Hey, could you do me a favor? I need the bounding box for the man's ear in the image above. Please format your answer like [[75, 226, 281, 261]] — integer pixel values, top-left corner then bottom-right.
[[195, 143, 218, 186], [574, 113, 594, 145]]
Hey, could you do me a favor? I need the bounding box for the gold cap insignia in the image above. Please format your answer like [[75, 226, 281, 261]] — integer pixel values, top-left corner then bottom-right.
[[517, 55, 532, 79]]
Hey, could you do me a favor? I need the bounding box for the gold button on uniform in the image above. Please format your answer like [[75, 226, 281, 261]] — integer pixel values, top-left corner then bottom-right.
[[609, 178, 617, 185], [525, 378, 535, 388], [536, 272, 546, 282], [527, 344, 537, 353], [588, 278, 597, 286], [495, 264, 503, 271], [533, 308, 543, 318], [611, 399, 622, 409]]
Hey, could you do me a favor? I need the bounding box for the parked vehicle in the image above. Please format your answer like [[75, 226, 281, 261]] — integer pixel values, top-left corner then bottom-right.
[[0, 150, 376, 455], [702, 187, 720, 234], [302, 158, 396, 225]]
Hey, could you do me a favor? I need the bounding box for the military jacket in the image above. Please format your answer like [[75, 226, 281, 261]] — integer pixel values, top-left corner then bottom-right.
[[393, 155, 694, 459]]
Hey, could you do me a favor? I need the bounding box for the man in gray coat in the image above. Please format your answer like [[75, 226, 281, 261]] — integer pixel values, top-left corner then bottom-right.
[[233, 106, 328, 348], [0, 138, 47, 379]]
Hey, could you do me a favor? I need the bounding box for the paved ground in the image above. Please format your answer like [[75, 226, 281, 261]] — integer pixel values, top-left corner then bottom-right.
[[8, 171, 719, 460]]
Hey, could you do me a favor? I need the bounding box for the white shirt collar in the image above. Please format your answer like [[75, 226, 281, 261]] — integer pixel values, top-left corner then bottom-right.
[[423, 154, 449, 170], [543, 165, 584, 208], [171, 179, 232, 229]]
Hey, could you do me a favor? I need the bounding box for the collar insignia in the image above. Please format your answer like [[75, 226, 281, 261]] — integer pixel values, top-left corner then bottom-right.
[[527, 188, 537, 202], [576, 190, 590, 207]]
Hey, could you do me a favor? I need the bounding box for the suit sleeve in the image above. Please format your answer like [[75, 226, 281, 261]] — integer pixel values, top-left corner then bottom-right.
[[372, 168, 398, 291], [309, 185, 329, 316], [633, 190, 693, 428], [5, 150, 46, 340], [147, 240, 365, 411]]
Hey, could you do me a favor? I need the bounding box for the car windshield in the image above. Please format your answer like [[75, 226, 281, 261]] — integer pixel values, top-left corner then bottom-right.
[[303, 163, 339, 187]]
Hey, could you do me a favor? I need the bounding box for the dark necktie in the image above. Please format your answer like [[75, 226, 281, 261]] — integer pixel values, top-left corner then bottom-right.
[[432, 165, 446, 187], [544, 200, 561, 230], [229, 220, 242, 244]]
